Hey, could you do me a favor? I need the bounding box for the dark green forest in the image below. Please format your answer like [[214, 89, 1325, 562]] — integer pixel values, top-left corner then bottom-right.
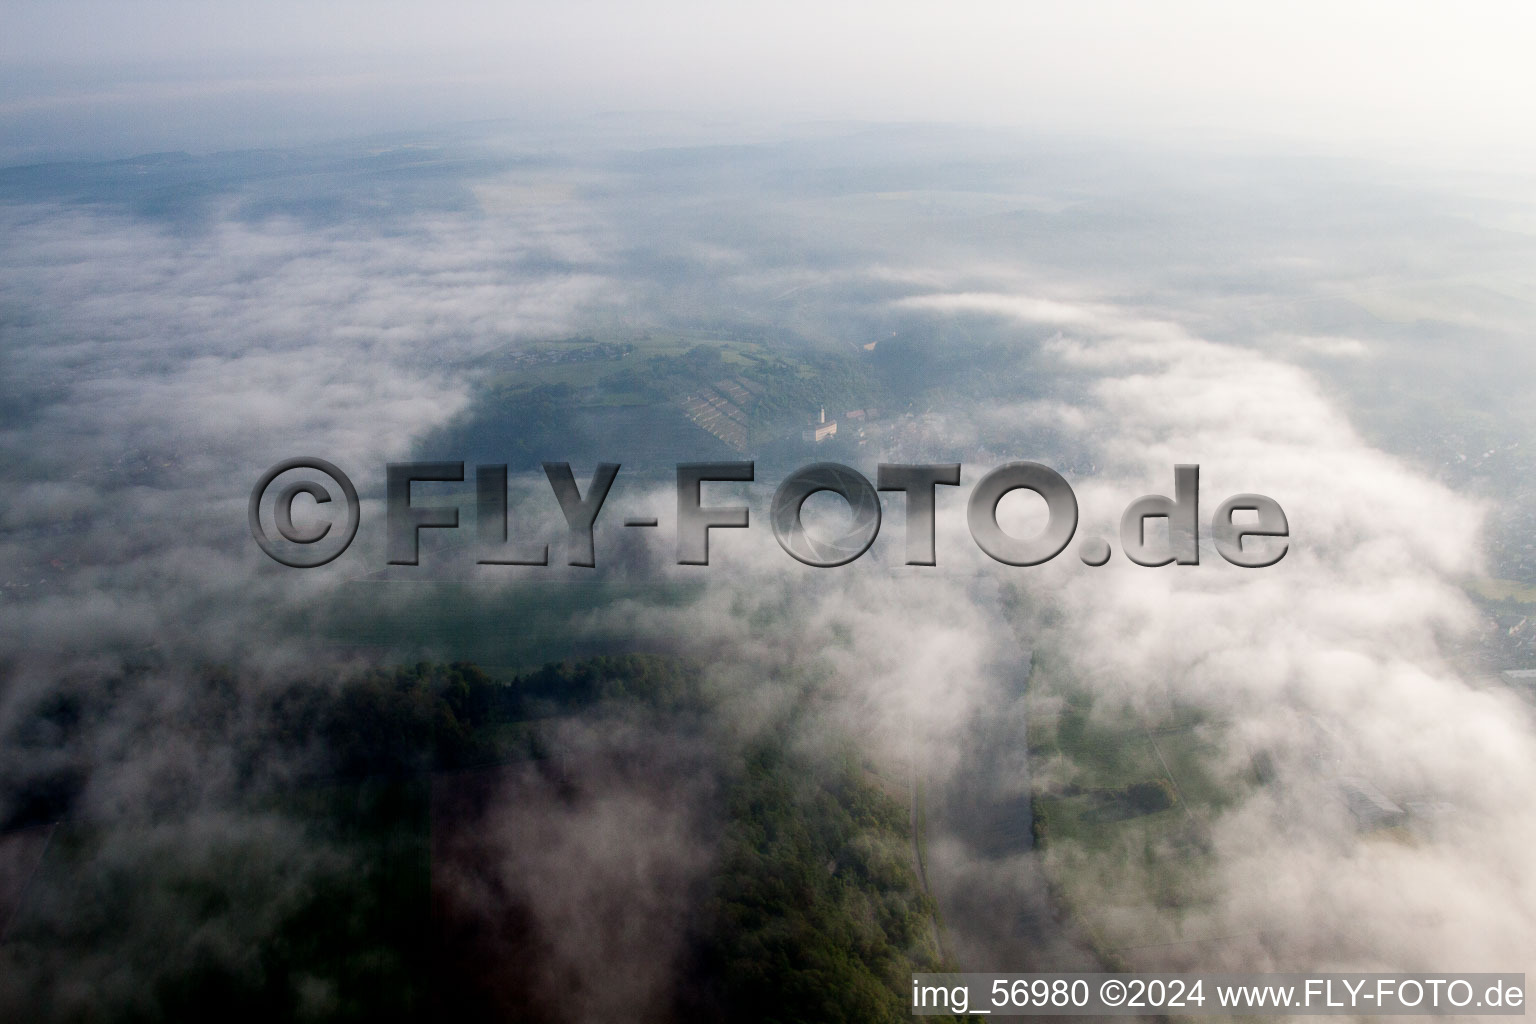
[[0, 655, 964, 1022]]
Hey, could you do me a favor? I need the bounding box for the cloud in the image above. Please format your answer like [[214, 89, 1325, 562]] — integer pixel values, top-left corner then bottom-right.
[[432, 712, 719, 1023], [891, 289, 1535, 973], [572, 275, 1534, 974], [4, 125, 1535, 1011], [0, 172, 615, 671]]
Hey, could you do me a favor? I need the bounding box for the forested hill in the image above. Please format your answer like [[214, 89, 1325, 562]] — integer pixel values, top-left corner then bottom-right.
[[1, 655, 969, 1023]]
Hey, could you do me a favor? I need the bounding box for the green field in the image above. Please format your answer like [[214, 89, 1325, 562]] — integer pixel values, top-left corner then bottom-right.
[[1025, 654, 1241, 964], [1467, 577, 1536, 604]]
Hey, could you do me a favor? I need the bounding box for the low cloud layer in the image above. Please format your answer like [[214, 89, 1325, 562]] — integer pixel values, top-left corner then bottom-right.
[[576, 280, 1534, 974], [2, 126, 1534, 1013]]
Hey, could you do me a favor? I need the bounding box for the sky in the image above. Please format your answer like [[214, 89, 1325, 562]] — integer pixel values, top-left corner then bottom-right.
[[4, 1, 1536, 169]]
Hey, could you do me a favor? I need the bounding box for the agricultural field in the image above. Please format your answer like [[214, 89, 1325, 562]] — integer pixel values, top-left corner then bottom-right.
[[1025, 654, 1241, 966]]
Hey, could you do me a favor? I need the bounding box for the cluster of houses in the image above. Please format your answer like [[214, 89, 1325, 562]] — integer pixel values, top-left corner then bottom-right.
[[802, 406, 877, 443]]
